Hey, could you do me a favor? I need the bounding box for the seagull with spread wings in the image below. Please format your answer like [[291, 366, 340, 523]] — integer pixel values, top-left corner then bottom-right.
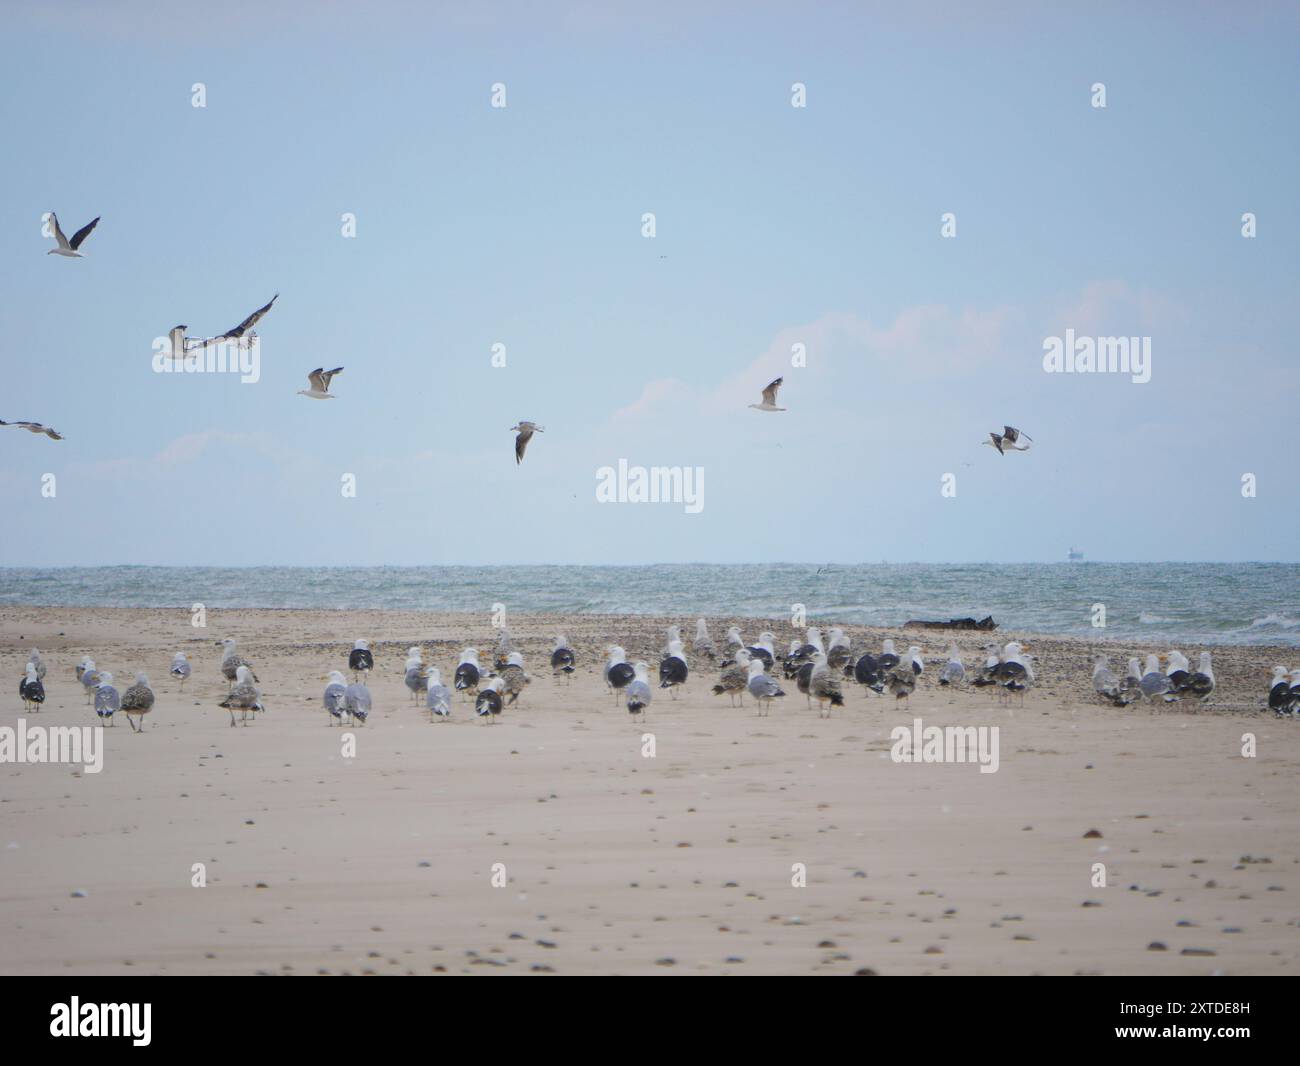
[[195, 294, 279, 348], [748, 377, 786, 412], [0, 420, 64, 440], [46, 212, 99, 257], [297, 367, 343, 399], [983, 425, 1032, 455], [511, 421, 543, 463]]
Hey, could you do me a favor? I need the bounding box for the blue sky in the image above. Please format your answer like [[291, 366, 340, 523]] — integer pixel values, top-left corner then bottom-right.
[[1, 0, 1297, 565]]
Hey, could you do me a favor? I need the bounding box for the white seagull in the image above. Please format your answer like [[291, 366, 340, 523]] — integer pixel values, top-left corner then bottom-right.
[[46, 212, 99, 257], [298, 367, 343, 399], [511, 421, 543, 464], [748, 377, 786, 412]]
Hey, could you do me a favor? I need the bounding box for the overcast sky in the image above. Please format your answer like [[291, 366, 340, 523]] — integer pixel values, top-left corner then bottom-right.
[[2, 1, 1297, 566]]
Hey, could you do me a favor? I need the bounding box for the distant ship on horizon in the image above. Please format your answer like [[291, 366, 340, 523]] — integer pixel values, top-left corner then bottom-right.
[[1068, 546, 1084, 561]]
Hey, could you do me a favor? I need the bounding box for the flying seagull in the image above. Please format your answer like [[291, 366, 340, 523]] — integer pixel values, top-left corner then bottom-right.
[[0, 420, 64, 440], [298, 367, 343, 399], [197, 294, 279, 347], [983, 425, 1032, 455], [46, 212, 99, 257], [511, 421, 543, 464], [748, 377, 786, 412]]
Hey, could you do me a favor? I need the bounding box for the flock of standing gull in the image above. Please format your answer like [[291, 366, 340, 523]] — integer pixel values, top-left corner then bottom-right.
[[17, 619, 1300, 729]]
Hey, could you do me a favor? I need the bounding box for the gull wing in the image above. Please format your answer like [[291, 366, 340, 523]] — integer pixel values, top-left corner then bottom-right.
[[69, 216, 100, 250]]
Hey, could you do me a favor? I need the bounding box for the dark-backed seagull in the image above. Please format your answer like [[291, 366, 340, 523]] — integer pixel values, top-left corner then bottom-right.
[[46, 212, 99, 257], [983, 425, 1032, 455], [196, 294, 278, 348], [551, 635, 576, 679], [20, 664, 45, 711], [1186, 652, 1215, 703], [658, 639, 688, 697], [475, 677, 504, 722]]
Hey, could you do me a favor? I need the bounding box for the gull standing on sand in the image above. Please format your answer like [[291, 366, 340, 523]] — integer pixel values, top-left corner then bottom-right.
[[1186, 652, 1215, 703], [121, 673, 155, 732], [660, 625, 682, 658], [826, 628, 852, 671], [887, 663, 916, 706], [425, 668, 452, 720], [220, 639, 257, 688], [746, 658, 785, 715], [19, 664, 45, 711], [938, 644, 965, 686], [500, 651, 529, 705], [1139, 654, 1175, 703], [455, 649, 481, 698], [877, 639, 900, 672], [748, 377, 786, 412], [170, 652, 191, 689], [906, 645, 925, 676], [996, 642, 1034, 701], [692, 618, 715, 660], [219, 665, 263, 727], [712, 649, 751, 706], [604, 646, 636, 700], [511, 422, 543, 464], [1165, 651, 1192, 695], [658, 639, 688, 697], [323, 670, 348, 725], [79, 659, 101, 703], [723, 626, 745, 659], [744, 631, 777, 671], [345, 679, 372, 725], [983, 425, 1032, 455], [1092, 657, 1120, 702], [1267, 667, 1292, 717], [475, 677, 504, 722], [94, 672, 120, 724], [297, 367, 344, 399], [26, 649, 46, 680], [550, 635, 576, 679], [809, 653, 845, 717], [348, 639, 374, 680], [404, 656, 427, 702], [45, 211, 99, 257], [851, 652, 885, 693], [625, 662, 653, 718]]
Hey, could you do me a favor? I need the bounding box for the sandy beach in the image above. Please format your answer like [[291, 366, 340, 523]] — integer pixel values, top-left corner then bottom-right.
[[1, 606, 1296, 976]]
